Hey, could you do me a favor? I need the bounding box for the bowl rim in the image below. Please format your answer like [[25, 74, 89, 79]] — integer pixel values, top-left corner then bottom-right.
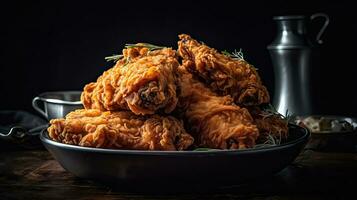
[[36, 91, 82, 105], [40, 124, 310, 156]]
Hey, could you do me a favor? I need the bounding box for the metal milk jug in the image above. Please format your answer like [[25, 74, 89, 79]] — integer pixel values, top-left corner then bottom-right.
[[267, 13, 329, 116]]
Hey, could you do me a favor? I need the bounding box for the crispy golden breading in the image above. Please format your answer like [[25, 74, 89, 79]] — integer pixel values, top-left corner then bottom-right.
[[48, 109, 194, 150], [178, 34, 270, 106], [177, 68, 259, 149], [248, 106, 289, 143], [48, 36, 288, 151], [81, 47, 178, 115]]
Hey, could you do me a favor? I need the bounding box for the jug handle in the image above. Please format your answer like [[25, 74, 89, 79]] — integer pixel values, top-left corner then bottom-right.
[[310, 13, 330, 44]]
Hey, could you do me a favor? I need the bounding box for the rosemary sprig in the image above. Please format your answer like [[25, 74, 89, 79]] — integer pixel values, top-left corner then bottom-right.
[[124, 43, 166, 51], [105, 43, 167, 62], [254, 132, 282, 149], [193, 148, 219, 151], [104, 54, 124, 62], [222, 49, 245, 61], [222, 49, 260, 71], [260, 104, 294, 123]]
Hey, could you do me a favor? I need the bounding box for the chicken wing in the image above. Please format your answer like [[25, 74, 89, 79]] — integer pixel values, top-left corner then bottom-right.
[[48, 109, 194, 150], [81, 46, 179, 115], [178, 34, 270, 106], [177, 68, 259, 149]]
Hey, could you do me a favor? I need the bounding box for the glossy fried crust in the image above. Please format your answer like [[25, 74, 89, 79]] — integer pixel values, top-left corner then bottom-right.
[[177, 68, 259, 149], [81, 47, 178, 115], [178, 34, 270, 106], [48, 109, 194, 150]]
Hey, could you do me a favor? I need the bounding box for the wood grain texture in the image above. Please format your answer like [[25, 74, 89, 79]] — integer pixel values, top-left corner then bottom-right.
[[1, 149, 357, 200]]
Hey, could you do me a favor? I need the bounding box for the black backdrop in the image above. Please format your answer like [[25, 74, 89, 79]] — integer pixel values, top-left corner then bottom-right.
[[1, 0, 356, 116]]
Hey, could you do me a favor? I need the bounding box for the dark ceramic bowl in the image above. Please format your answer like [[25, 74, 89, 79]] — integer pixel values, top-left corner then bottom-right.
[[40, 124, 309, 186]]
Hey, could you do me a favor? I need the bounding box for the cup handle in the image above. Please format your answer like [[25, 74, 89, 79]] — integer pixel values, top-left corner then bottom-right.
[[32, 97, 48, 118], [310, 13, 330, 44]]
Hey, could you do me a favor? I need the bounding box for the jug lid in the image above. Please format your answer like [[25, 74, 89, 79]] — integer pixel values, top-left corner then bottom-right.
[[268, 15, 311, 49], [273, 15, 306, 20]]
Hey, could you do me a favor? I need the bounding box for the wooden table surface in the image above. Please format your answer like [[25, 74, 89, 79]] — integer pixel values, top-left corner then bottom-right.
[[1, 144, 357, 200]]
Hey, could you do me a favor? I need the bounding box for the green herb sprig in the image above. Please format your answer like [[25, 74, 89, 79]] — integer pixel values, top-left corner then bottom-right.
[[105, 43, 167, 62], [260, 104, 294, 123], [222, 49, 260, 71], [104, 54, 124, 62], [222, 49, 245, 61], [193, 148, 219, 151], [254, 132, 283, 149], [124, 43, 166, 51]]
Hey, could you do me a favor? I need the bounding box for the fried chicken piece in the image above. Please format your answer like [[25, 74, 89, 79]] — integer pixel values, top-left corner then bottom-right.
[[81, 46, 179, 115], [178, 34, 270, 106], [48, 109, 194, 150], [248, 106, 289, 143], [177, 68, 259, 149]]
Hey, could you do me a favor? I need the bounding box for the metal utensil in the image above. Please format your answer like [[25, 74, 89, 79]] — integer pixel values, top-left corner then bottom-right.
[[0, 91, 83, 142], [0, 124, 48, 149], [0, 124, 48, 139], [32, 91, 83, 121], [267, 13, 329, 116]]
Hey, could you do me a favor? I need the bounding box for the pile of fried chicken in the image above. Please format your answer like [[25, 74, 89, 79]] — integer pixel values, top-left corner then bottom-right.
[[48, 34, 288, 151]]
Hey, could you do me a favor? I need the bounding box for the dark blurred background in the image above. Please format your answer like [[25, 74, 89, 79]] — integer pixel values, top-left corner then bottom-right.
[[1, 0, 356, 116]]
